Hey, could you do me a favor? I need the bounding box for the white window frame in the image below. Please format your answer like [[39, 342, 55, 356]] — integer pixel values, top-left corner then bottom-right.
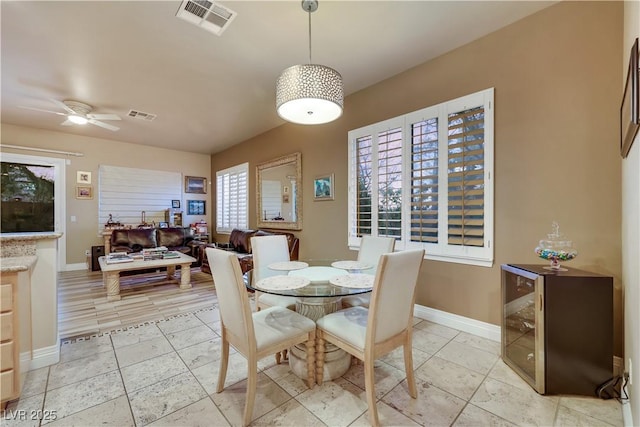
[[1, 152, 67, 270], [348, 88, 494, 267], [216, 162, 248, 234]]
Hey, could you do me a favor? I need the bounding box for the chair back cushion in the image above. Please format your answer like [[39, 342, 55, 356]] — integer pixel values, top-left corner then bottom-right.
[[369, 249, 424, 344], [206, 248, 254, 347], [250, 235, 290, 281], [357, 236, 395, 273]]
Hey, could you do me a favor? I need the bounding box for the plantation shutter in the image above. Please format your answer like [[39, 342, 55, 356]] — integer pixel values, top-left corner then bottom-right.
[[348, 88, 492, 266], [99, 165, 181, 228], [377, 127, 403, 238], [447, 106, 485, 247], [355, 135, 373, 237], [410, 117, 439, 243], [216, 163, 248, 233]]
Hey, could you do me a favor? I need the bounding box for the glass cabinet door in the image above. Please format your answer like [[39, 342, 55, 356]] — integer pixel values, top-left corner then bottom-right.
[[501, 265, 545, 393]]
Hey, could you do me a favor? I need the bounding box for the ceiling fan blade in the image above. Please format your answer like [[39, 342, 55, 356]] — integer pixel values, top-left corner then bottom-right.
[[19, 105, 67, 116], [50, 99, 76, 115], [88, 119, 119, 131], [87, 113, 121, 121], [61, 119, 74, 126]]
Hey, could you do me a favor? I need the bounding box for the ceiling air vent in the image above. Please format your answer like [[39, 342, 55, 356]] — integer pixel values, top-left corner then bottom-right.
[[175, 0, 237, 36], [128, 110, 157, 121]]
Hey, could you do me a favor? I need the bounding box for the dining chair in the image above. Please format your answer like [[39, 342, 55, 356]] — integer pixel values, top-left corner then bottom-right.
[[316, 249, 424, 427], [340, 235, 396, 309], [206, 247, 316, 427], [251, 234, 298, 311]]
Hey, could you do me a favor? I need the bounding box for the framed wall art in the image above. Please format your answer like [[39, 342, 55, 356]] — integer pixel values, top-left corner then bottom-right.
[[185, 176, 207, 194], [313, 173, 334, 201], [76, 186, 93, 200], [171, 199, 181, 208], [77, 171, 91, 184], [621, 37, 639, 158], [187, 199, 206, 215]]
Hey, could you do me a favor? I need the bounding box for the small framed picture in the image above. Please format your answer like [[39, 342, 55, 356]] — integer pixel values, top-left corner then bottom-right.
[[158, 221, 169, 228], [282, 194, 290, 203], [187, 199, 206, 215], [313, 173, 334, 201], [171, 199, 181, 209], [77, 171, 91, 184], [76, 186, 93, 200], [185, 176, 207, 194], [621, 37, 639, 158]]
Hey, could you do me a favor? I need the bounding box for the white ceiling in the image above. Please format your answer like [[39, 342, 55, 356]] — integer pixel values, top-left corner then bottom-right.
[[1, 1, 554, 155]]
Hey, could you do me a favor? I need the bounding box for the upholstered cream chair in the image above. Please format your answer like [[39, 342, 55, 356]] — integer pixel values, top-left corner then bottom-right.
[[251, 234, 298, 311], [340, 235, 396, 308], [251, 234, 300, 363], [316, 249, 424, 427], [206, 248, 316, 427]]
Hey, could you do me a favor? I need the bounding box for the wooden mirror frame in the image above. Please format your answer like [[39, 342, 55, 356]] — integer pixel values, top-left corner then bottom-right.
[[256, 152, 302, 230]]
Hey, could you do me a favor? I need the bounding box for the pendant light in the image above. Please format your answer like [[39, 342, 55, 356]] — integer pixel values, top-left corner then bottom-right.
[[276, 0, 343, 125]]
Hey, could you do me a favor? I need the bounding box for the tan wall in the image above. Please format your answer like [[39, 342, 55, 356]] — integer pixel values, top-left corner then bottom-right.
[[622, 0, 639, 421], [1, 124, 212, 265], [212, 2, 624, 354]]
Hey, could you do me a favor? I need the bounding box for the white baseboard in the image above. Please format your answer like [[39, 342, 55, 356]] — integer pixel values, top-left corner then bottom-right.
[[622, 400, 634, 427], [21, 341, 60, 371], [64, 262, 89, 271], [413, 304, 501, 342]]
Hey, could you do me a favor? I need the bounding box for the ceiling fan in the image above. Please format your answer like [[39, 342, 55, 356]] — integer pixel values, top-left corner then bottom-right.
[[19, 99, 121, 131]]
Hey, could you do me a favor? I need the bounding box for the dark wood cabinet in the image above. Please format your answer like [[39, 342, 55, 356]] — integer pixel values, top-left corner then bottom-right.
[[501, 264, 613, 396]]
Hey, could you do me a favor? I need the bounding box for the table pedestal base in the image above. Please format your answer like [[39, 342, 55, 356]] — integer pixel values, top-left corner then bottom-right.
[[289, 296, 351, 381], [290, 342, 351, 382]]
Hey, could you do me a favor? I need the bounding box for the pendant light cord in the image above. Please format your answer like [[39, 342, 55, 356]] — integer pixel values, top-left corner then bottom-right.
[[307, 4, 312, 64]]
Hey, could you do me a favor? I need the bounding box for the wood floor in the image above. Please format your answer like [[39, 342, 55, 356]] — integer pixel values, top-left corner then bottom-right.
[[58, 267, 217, 340]]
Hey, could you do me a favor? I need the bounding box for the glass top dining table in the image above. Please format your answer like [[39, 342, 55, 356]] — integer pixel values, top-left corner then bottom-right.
[[244, 259, 375, 299], [245, 259, 376, 381]]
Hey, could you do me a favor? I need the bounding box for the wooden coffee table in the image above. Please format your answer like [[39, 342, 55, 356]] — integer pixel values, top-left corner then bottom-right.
[[98, 252, 197, 301]]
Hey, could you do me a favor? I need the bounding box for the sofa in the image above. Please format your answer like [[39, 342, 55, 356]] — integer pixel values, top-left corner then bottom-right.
[[200, 228, 299, 274], [110, 227, 201, 260]]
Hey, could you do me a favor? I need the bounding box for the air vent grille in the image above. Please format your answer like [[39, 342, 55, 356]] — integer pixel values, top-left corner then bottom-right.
[[176, 0, 237, 36], [185, 0, 211, 18], [128, 110, 157, 121]]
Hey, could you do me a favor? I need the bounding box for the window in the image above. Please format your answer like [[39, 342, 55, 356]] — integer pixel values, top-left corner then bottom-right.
[[348, 88, 494, 267], [216, 163, 248, 233], [1, 161, 55, 232], [0, 152, 67, 269]]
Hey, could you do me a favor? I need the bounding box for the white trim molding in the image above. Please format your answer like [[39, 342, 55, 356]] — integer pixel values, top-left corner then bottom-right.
[[21, 341, 60, 371], [413, 304, 501, 342], [65, 262, 89, 272]]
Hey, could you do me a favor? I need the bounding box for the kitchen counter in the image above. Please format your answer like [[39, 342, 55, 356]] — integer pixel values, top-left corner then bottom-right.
[[0, 232, 63, 257], [0, 255, 38, 272], [0, 231, 63, 371]]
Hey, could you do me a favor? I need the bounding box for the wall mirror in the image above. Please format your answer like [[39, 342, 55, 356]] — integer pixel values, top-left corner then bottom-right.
[[256, 152, 302, 230]]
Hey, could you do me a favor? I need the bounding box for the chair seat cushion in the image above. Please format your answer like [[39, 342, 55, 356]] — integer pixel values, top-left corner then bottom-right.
[[253, 307, 316, 351], [257, 293, 297, 310], [316, 306, 369, 351], [340, 294, 371, 309]]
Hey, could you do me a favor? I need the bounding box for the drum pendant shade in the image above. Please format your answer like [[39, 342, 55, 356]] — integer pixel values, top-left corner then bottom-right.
[[275, 0, 343, 125]]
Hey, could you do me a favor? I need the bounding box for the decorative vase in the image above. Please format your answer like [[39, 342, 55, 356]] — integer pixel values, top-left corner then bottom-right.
[[534, 221, 577, 271]]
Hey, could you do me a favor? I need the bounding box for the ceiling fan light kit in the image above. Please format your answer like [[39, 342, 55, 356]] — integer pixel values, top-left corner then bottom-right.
[[68, 115, 88, 125], [19, 99, 122, 131], [276, 0, 344, 125]]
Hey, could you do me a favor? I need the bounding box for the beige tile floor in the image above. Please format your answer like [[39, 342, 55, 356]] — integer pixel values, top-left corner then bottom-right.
[[2, 302, 623, 427]]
